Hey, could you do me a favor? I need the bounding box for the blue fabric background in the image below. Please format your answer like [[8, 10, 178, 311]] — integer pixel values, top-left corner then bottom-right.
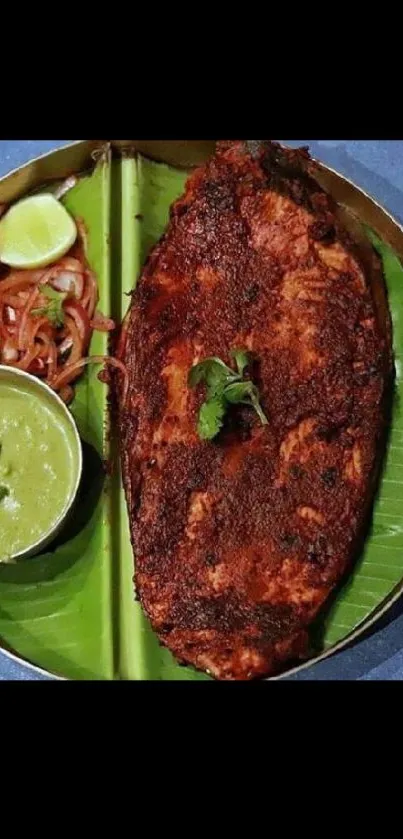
[[1, 139, 403, 681]]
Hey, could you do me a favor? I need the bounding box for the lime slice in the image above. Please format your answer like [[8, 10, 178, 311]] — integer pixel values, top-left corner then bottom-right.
[[0, 193, 77, 269]]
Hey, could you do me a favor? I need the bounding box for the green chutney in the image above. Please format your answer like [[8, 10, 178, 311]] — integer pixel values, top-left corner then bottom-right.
[[0, 380, 80, 561]]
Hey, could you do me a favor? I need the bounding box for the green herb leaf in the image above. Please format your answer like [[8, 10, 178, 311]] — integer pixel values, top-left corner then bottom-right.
[[188, 357, 237, 394], [189, 349, 268, 440], [31, 304, 63, 327], [32, 284, 67, 327], [230, 348, 253, 378], [0, 485, 9, 502], [41, 285, 62, 302], [224, 381, 256, 404], [249, 390, 269, 426], [197, 395, 226, 440], [224, 381, 268, 425]]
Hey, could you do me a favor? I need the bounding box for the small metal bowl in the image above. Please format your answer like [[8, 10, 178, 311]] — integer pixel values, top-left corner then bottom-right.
[[0, 365, 82, 562]]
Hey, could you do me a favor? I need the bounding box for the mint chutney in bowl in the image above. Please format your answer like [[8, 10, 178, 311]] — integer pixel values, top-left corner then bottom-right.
[[0, 365, 82, 563]]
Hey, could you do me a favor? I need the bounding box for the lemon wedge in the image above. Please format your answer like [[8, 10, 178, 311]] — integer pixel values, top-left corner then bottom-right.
[[0, 193, 77, 269]]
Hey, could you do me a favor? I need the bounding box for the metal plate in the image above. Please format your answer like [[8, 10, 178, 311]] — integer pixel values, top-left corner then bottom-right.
[[0, 139, 402, 681]]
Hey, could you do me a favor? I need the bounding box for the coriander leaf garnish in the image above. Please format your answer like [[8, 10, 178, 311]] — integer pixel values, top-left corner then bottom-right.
[[224, 381, 268, 426], [188, 357, 235, 394], [198, 395, 226, 440], [188, 349, 268, 441], [230, 348, 253, 378], [41, 285, 63, 303], [223, 381, 255, 403], [0, 485, 9, 503], [32, 285, 67, 328]]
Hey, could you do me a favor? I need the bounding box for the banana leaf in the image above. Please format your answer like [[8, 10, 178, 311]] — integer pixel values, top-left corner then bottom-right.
[[318, 228, 403, 650], [0, 149, 403, 680], [0, 149, 114, 680]]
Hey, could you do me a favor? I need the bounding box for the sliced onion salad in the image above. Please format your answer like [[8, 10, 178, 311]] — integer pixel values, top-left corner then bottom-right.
[[0, 227, 127, 403]]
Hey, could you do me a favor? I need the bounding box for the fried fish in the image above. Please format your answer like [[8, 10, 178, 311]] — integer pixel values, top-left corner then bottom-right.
[[117, 140, 393, 680]]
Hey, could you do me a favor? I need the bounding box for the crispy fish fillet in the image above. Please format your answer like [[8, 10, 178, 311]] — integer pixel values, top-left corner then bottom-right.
[[117, 140, 394, 680]]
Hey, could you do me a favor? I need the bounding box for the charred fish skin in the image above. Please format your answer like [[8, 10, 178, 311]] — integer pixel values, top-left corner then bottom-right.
[[117, 140, 393, 681]]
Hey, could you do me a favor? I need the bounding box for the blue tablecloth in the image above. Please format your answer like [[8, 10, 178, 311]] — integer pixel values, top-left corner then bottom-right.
[[1, 139, 403, 682]]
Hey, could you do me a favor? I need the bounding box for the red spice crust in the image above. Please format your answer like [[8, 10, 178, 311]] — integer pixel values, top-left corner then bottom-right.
[[117, 140, 394, 680]]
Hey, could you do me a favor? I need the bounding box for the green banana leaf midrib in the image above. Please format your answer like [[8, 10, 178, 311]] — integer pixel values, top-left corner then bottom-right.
[[112, 156, 210, 680]]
